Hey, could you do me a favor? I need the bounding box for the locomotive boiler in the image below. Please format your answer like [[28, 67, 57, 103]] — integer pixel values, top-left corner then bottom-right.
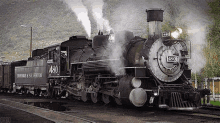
[[5, 9, 210, 110]]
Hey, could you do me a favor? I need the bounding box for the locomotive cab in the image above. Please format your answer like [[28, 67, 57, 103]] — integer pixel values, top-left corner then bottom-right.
[[46, 36, 90, 77]]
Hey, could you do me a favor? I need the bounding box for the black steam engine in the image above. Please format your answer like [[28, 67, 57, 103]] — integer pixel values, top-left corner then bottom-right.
[[0, 9, 210, 109]]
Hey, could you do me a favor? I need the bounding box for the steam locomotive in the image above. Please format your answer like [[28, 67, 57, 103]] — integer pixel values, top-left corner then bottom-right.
[[0, 9, 210, 109]]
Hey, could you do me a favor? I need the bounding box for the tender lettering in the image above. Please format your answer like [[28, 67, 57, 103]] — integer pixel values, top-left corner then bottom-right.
[[17, 73, 42, 78], [17, 74, 27, 78]]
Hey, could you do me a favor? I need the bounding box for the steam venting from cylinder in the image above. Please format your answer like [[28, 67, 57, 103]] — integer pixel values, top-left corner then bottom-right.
[[146, 9, 164, 40]]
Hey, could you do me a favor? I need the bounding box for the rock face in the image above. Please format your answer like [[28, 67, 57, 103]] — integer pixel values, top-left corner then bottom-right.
[[0, 0, 86, 61]]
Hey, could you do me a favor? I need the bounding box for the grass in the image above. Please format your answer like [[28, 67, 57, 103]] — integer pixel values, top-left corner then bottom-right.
[[209, 100, 220, 106], [201, 99, 220, 106]]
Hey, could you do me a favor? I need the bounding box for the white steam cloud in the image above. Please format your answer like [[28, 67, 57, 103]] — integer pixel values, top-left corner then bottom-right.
[[83, 0, 112, 33], [171, 1, 212, 73], [91, 0, 112, 32], [63, 0, 91, 37], [107, 40, 126, 75], [187, 23, 208, 73]]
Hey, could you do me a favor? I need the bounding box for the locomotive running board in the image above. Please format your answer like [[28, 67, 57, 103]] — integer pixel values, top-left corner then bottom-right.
[[159, 104, 169, 109], [48, 76, 71, 78], [168, 107, 198, 111], [159, 104, 198, 110]]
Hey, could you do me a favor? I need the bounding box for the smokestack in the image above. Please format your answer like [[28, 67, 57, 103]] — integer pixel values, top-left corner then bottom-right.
[[146, 9, 164, 40]]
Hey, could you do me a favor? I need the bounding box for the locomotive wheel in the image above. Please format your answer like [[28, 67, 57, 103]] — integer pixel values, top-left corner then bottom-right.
[[91, 92, 100, 103], [49, 89, 55, 98], [81, 90, 89, 102], [34, 89, 38, 96], [114, 98, 122, 105], [102, 94, 110, 104], [40, 90, 48, 97], [23, 89, 28, 96], [54, 89, 61, 99], [26, 90, 30, 95]]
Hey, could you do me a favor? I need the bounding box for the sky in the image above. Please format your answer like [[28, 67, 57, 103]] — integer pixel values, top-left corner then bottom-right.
[[0, 0, 213, 73]]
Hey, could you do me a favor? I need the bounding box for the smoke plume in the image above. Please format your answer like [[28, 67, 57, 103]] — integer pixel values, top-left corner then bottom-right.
[[106, 31, 134, 75], [91, 0, 112, 32], [107, 41, 126, 75], [63, 0, 91, 37], [82, 0, 112, 33]]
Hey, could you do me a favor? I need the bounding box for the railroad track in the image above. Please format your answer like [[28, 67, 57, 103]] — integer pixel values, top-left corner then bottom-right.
[[168, 105, 220, 120], [201, 105, 220, 110], [1, 93, 220, 123]]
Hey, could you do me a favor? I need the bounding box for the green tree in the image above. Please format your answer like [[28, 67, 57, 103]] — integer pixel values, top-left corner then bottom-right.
[[202, 0, 220, 78], [208, 0, 220, 48]]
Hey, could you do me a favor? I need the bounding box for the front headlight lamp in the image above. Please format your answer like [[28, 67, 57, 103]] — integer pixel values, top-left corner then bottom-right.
[[131, 77, 142, 88], [171, 28, 182, 39], [154, 92, 159, 96]]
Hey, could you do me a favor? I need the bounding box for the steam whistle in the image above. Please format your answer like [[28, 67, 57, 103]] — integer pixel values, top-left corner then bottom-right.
[[98, 30, 103, 35]]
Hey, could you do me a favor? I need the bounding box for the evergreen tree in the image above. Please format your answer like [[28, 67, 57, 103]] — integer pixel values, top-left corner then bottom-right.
[[202, 0, 220, 78]]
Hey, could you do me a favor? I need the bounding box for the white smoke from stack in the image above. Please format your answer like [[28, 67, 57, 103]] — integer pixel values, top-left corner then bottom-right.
[[84, 0, 112, 33], [63, 0, 91, 37]]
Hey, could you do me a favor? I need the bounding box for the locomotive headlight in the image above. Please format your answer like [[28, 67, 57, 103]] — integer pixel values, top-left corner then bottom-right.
[[153, 92, 158, 96], [171, 28, 182, 39], [131, 78, 142, 88], [153, 90, 159, 96]]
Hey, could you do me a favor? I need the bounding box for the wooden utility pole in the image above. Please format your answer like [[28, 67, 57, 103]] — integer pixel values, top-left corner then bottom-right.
[[30, 27, 32, 58]]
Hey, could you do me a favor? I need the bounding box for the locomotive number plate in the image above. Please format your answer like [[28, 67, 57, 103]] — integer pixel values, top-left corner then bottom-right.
[[167, 56, 178, 63]]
